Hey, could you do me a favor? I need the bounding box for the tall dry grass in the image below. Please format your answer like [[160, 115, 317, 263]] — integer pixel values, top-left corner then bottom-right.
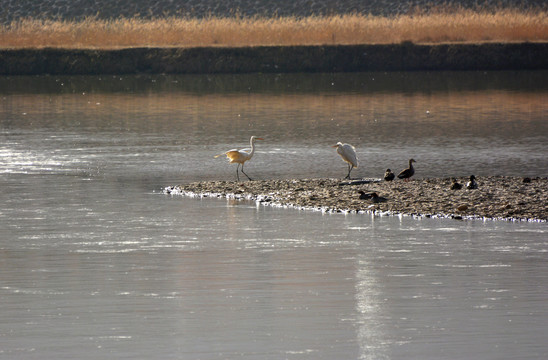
[[1, 8, 547, 49]]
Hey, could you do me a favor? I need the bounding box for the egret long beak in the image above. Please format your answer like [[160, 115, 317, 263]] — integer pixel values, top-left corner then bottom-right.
[[332, 144, 339, 148], [255, 138, 264, 140]]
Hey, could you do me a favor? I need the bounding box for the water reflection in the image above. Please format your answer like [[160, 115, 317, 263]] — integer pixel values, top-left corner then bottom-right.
[[2, 72, 547, 180], [355, 256, 389, 360], [1, 71, 546, 95]]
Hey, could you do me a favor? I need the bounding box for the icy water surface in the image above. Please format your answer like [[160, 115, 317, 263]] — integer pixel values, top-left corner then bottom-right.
[[1, 72, 547, 359]]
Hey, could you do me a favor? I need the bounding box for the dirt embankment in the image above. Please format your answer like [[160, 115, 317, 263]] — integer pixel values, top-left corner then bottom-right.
[[165, 176, 548, 222], [1, 42, 548, 75]]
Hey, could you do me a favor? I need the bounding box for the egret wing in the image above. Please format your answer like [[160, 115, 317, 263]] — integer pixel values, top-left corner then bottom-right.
[[342, 144, 358, 167], [214, 148, 238, 158], [226, 149, 252, 163]]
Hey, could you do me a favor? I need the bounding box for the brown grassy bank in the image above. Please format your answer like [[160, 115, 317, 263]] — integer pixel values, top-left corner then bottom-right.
[[1, 9, 547, 49], [1, 9, 547, 75], [1, 42, 547, 75]]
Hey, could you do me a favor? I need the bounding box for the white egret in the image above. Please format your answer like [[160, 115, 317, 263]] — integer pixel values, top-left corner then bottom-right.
[[215, 136, 264, 181], [333, 142, 358, 179], [397, 158, 416, 181]]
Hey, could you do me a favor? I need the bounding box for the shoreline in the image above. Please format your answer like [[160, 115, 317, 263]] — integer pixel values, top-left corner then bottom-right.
[[2, 43, 548, 75], [164, 176, 548, 222]]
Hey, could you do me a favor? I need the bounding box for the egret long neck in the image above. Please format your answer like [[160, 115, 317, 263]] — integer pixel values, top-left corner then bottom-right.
[[249, 138, 256, 155]]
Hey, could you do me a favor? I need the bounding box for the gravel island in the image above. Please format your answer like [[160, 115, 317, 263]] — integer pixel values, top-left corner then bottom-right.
[[165, 176, 547, 222]]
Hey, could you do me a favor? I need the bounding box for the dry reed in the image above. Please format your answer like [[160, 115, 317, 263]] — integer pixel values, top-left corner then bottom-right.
[[1, 8, 547, 49]]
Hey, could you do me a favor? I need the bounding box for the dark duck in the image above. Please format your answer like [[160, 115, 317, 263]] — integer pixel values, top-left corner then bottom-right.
[[466, 175, 478, 189], [384, 169, 395, 181], [397, 159, 416, 181], [358, 191, 388, 203], [451, 178, 463, 190]]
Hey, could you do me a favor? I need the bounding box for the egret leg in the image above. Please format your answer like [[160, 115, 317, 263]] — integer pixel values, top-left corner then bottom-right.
[[345, 164, 352, 179], [240, 163, 253, 181], [236, 163, 240, 182]]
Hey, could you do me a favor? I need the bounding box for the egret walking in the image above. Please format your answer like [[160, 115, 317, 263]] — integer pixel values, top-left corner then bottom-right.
[[333, 142, 358, 179], [215, 136, 264, 181]]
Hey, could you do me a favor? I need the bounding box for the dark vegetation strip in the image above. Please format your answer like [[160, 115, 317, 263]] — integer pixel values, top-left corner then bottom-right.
[[1, 42, 548, 75]]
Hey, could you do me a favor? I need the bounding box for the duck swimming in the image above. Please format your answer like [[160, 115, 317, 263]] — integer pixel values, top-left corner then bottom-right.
[[384, 169, 395, 181], [397, 159, 416, 181]]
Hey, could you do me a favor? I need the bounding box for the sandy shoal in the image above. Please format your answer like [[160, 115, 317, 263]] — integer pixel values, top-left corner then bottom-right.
[[165, 176, 547, 222]]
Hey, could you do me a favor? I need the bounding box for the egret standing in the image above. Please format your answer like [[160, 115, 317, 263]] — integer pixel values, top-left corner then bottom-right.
[[215, 136, 264, 181], [333, 142, 358, 179]]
